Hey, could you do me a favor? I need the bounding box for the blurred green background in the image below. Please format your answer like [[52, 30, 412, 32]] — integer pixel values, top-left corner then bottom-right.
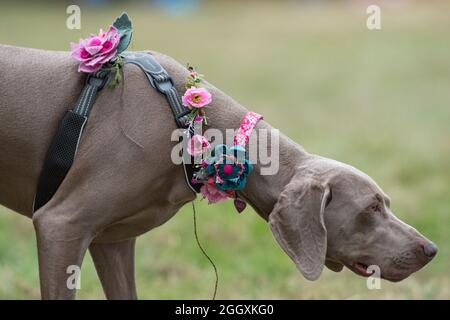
[[0, 0, 449, 299]]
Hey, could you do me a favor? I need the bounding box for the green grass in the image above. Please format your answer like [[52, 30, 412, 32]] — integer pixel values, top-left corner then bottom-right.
[[0, 1, 449, 299]]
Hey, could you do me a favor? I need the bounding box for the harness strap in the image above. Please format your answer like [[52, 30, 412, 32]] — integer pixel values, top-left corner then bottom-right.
[[122, 52, 191, 128], [73, 70, 110, 116], [122, 52, 201, 193], [33, 72, 109, 212]]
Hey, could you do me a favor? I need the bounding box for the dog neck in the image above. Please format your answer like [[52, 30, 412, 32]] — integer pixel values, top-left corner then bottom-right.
[[239, 125, 309, 221], [202, 86, 309, 220]]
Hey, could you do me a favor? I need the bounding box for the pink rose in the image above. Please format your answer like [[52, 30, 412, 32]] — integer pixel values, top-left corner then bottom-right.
[[182, 87, 212, 108], [70, 26, 120, 73], [187, 134, 211, 157], [200, 177, 233, 204]]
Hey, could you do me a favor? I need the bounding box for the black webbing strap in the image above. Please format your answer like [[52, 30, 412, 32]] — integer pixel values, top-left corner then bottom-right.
[[33, 72, 109, 212], [122, 52, 201, 193]]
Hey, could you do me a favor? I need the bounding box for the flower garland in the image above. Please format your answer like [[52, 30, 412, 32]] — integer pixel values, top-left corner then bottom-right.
[[182, 65, 212, 126], [181, 67, 262, 212], [70, 12, 133, 87]]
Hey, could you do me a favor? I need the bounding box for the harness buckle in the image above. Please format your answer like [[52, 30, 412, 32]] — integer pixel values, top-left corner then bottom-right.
[[153, 75, 174, 94], [86, 72, 110, 91], [176, 111, 192, 128]]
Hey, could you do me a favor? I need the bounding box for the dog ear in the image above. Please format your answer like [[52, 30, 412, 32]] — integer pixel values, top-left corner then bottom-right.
[[269, 178, 331, 280]]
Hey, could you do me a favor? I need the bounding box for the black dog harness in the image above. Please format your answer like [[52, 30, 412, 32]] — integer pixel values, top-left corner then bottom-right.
[[33, 52, 200, 213]]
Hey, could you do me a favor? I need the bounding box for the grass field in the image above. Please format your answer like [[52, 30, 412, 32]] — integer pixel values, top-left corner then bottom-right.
[[0, 1, 448, 299]]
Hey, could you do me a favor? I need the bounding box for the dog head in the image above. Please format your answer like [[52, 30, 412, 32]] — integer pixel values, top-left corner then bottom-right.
[[268, 156, 437, 281]]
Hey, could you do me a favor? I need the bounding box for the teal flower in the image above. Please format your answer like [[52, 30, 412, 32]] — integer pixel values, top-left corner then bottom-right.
[[205, 144, 253, 191]]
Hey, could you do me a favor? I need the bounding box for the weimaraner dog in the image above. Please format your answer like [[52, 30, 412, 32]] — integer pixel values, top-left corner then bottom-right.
[[0, 44, 437, 299]]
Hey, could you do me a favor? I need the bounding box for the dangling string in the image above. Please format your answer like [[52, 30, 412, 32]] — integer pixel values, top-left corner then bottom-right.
[[192, 201, 218, 300]]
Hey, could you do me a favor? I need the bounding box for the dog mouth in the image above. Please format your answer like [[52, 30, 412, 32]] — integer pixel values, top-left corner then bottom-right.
[[350, 261, 414, 282], [353, 262, 375, 277]]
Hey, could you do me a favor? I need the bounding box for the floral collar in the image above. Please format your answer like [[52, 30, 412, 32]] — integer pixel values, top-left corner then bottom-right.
[[181, 68, 263, 212]]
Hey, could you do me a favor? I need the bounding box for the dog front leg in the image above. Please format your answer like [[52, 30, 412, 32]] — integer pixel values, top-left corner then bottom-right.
[[89, 238, 137, 300], [33, 209, 94, 300]]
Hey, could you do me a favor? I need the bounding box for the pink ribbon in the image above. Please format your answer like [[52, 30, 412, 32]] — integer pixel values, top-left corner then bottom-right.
[[233, 112, 263, 147]]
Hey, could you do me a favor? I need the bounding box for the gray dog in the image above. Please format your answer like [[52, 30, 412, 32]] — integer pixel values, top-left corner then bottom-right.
[[0, 44, 437, 299]]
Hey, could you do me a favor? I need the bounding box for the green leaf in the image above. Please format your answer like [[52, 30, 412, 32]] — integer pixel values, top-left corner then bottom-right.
[[113, 12, 133, 54]]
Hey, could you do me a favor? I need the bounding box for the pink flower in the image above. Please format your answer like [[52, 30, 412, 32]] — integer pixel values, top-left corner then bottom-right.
[[187, 134, 210, 156], [200, 177, 233, 204], [182, 87, 212, 108], [70, 26, 120, 73]]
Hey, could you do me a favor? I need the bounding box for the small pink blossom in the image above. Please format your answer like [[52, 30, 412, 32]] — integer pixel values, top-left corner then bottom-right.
[[200, 177, 233, 204], [182, 87, 212, 108], [70, 26, 120, 73], [187, 134, 210, 156]]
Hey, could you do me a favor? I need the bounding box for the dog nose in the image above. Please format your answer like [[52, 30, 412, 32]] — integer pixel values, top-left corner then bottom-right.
[[422, 242, 438, 258]]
